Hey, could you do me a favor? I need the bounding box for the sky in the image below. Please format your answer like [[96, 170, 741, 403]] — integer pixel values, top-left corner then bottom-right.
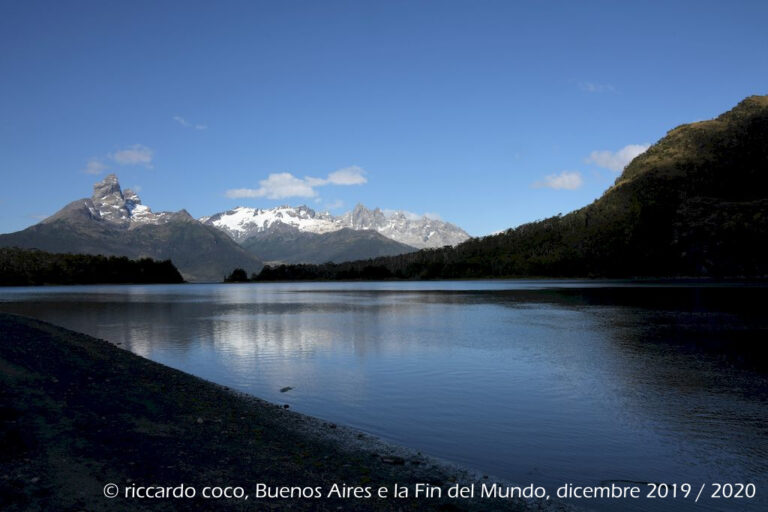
[[1, 0, 767, 237]]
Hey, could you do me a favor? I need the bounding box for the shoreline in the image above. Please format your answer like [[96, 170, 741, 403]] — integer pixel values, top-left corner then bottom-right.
[[0, 312, 572, 512]]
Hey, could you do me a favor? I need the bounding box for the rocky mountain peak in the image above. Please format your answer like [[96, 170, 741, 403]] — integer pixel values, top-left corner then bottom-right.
[[92, 174, 124, 203], [346, 204, 385, 230], [90, 174, 130, 223], [123, 188, 142, 205], [80, 175, 175, 226]]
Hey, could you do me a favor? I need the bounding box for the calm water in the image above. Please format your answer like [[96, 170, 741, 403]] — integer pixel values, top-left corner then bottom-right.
[[1, 281, 766, 511]]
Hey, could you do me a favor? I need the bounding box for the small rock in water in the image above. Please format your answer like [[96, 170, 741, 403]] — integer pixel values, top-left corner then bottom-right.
[[283, 404, 290, 409], [279, 386, 293, 393]]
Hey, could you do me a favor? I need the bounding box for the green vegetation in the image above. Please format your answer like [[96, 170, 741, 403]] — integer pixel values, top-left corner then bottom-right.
[[0, 247, 184, 286], [252, 95, 768, 281]]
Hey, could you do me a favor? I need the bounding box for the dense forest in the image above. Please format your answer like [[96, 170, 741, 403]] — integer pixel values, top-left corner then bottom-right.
[[250, 95, 768, 281], [0, 247, 184, 286]]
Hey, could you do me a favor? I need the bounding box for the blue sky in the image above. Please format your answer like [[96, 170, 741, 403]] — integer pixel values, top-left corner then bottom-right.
[[1, 0, 767, 236]]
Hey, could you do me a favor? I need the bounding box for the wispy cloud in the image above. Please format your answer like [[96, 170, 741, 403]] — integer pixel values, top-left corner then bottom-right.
[[578, 81, 615, 93], [173, 115, 207, 130], [109, 144, 154, 168], [533, 171, 584, 190], [80, 144, 154, 175], [586, 143, 650, 172], [226, 166, 367, 200], [82, 158, 109, 175]]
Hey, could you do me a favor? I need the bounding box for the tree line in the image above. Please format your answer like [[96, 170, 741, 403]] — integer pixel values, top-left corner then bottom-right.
[[0, 247, 184, 286]]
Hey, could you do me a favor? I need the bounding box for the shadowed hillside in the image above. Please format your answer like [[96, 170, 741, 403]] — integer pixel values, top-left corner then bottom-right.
[[242, 227, 416, 264]]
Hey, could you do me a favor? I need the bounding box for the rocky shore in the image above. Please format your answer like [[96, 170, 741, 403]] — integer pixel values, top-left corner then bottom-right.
[[0, 313, 571, 512]]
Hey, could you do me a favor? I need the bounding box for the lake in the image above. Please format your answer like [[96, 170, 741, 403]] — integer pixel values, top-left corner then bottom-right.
[[1, 280, 766, 512]]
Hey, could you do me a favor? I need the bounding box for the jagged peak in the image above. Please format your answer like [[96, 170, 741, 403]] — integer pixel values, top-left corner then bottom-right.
[[92, 173, 123, 203], [123, 188, 142, 204]]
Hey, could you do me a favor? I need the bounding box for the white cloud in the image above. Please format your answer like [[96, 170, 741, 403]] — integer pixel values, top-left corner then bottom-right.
[[226, 166, 367, 200], [82, 158, 108, 175], [110, 144, 154, 167], [325, 166, 367, 185], [578, 81, 615, 93], [586, 143, 650, 172], [227, 173, 317, 199], [533, 171, 584, 190], [173, 115, 207, 130]]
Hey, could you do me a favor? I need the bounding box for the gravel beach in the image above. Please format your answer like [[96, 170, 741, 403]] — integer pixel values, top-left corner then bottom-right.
[[0, 313, 571, 512]]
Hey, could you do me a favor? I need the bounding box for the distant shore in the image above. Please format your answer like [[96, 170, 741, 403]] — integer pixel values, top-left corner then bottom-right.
[[0, 313, 570, 512]]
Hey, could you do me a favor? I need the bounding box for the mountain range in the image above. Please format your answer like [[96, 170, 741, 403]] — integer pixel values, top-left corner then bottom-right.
[[0, 175, 468, 281], [200, 204, 470, 249], [256, 95, 768, 280]]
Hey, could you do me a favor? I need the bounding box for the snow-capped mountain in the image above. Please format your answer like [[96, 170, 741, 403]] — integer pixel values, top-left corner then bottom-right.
[[339, 204, 470, 248], [199, 205, 338, 241], [201, 204, 470, 249], [85, 173, 176, 225]]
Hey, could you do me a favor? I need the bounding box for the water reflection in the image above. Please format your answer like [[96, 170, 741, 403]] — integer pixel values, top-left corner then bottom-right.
[[0, 281, 766, 512]]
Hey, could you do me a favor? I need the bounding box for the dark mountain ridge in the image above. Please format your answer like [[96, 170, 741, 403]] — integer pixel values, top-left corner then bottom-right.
[[241, 226, 417, 264]]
